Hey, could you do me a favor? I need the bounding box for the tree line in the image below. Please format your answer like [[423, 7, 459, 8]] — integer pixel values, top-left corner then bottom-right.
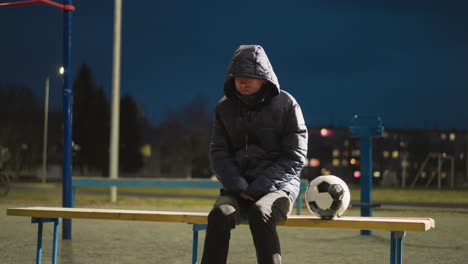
[[0, 63, 214, 179]]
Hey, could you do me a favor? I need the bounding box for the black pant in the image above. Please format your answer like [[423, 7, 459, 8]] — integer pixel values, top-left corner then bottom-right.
[[201, 190, 294, 264]]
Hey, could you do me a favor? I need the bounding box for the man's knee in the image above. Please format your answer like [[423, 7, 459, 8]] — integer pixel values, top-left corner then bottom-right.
[[208, 204, 238, 228]]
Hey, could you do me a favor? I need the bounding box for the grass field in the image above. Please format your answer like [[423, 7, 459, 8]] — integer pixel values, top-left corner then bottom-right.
[[3, 182, 468, 208], [1, 183, 467, 263]]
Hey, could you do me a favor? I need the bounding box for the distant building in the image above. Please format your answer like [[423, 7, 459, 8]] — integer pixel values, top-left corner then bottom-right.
[[303, 126, 467, 188]]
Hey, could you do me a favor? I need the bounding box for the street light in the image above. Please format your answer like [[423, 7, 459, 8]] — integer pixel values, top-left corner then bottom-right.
[[42, 66, 64, 184]]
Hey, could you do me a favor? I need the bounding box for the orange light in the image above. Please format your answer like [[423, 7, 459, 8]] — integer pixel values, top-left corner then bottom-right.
[[309, 158, 320, 167]]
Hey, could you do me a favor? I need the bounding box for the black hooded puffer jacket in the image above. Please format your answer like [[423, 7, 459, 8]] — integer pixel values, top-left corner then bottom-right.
[[210, 45, 308, 201]]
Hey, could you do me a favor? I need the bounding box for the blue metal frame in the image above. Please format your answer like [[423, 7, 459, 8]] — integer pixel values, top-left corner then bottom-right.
[[72, 178, 309, 215], [360, 135, 373, 235], [28, 216, 408, 264], [390, 231, 406, 264], [350, 114, 384, 235], [191, 224, 407, 264], [32, 217, 62, 264], [192, 224, 208, 264], [62, 0, 74, 240]]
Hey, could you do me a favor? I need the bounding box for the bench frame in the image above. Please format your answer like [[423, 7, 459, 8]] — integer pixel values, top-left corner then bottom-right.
[[7, 207, 434, 264], [71, 177, 309, 215]]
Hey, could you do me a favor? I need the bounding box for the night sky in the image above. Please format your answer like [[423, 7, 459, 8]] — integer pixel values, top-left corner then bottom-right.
[[1, 0, 467, 130]]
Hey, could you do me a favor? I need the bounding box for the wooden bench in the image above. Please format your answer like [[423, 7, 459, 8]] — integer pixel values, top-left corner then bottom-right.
[[71, 177, 309, 215], [7, 207, 435, 264]]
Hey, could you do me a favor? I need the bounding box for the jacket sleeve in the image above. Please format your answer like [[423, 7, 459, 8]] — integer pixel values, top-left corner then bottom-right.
[[245, 102, 308, 200], [210, 106, 248, 193]]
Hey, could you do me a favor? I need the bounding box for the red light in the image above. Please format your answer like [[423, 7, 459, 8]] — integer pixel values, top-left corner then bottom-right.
[[353, 171, 361, 178], [320, 128, 333, 137]]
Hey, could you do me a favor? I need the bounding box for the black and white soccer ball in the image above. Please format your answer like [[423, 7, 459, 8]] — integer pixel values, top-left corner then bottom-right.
[[305, 175, 351, 219]]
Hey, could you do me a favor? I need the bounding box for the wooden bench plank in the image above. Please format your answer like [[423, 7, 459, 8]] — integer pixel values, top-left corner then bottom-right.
[[7, 207, 434, 232]]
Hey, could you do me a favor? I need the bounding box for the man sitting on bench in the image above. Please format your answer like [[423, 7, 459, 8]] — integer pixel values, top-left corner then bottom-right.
[[201, 45, 308, 264]]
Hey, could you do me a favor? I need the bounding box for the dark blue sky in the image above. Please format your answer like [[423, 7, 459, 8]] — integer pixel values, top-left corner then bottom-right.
[[1, 0, 467, 129]]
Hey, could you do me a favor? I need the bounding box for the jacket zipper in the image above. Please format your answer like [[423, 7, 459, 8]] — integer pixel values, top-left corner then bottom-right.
[[244, 134, 248, 158]]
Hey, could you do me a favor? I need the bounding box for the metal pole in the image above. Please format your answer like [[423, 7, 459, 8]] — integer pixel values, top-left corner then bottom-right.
[[109, 0, 122, 202], [437, 155, 442, 190], [62, 0, 73, 240], [450, 157, 454, 189], [360, 135, 372, 235], [401, 151, 408, 188], [466, 133, 468, 187], [42, 77, 50, 184]]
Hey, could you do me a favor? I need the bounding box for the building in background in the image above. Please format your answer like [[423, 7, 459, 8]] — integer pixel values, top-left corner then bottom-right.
[[302, 127, 467, 188]]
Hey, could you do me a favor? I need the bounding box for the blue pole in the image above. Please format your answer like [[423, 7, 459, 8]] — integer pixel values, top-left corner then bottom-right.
[[192, 229, 199, 264], [52, 218, 61, 264], [62, 0, 73, 240], [36, 221, 43, 264], [360, 135, 372, 235], [350, 114, 383, 236]]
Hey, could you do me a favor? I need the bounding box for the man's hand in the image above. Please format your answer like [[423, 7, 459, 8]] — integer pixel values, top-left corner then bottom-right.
[[240, 192, 254, 201]]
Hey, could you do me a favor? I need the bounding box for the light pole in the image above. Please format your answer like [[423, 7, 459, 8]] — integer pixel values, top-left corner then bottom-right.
[[109, 0, 122, 202], [42, 66, 64, 184]]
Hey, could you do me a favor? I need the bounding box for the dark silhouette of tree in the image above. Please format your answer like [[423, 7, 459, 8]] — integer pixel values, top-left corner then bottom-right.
[[153, 96, 212, 178], [119, 95, 144, 173], [73, 64, 110, 176], [0, 84, 43, 175]]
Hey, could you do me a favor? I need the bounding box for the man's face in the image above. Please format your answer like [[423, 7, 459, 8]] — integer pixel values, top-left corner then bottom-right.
[[234, 77, 265, 96]]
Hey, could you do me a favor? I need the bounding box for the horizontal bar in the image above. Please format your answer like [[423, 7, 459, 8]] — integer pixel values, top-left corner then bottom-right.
[[0, 0, 75, 11], [72, 178, 308, 190]]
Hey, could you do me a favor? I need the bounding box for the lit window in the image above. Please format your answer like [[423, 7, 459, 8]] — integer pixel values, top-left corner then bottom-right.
[[449, 133, 456, 141], [421, 171, 427, 179], [343, 140, 349, 147], [351, 149, 360, 157], [392, 150, 399, 159], [350, 158, 357, 165], [332, 149, 340, 157], [383, 151, 390, 158], [341, 159, 348, 167], [460, 153, 465, 160], [321, 168, 331, 175], [332, 159, 340, 167], [373, 171, 381, 178], [441, 171, 447, 179], [140, 144, 151, 157], [440, 133, 447, 141]]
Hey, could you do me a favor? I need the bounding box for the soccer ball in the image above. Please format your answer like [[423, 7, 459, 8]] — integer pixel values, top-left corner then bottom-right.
[[305, 175, 350, 219]]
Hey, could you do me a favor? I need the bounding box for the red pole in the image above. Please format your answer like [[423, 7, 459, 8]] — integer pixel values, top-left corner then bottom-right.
[[0, 0, 75, 11]]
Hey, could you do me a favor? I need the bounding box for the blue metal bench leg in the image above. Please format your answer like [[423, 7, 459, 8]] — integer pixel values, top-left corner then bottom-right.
[[390, 231, 406, 264], [52, 218, 62, 264], [192, 224, 208, 264], [36, 220, 43, 264], [32, 218, 62, 264]]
